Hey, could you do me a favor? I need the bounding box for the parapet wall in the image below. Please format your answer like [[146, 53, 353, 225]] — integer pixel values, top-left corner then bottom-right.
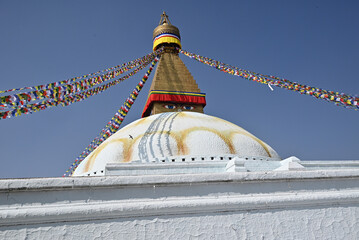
[[0, 170, 359, 239]]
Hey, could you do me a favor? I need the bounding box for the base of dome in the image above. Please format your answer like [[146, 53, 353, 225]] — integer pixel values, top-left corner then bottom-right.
[[77, 155, 296, 177]]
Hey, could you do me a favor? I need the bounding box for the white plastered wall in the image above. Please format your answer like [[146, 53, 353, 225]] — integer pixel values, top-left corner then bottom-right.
[[1, 170, 359, 239]]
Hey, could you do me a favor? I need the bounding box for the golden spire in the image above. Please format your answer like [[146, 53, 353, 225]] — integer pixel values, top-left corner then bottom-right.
[[142, 13, 206, 117], [152, 11, 181, 51]]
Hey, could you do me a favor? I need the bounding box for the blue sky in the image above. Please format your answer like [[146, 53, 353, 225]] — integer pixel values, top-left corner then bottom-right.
[[0, 0, 358, 178]]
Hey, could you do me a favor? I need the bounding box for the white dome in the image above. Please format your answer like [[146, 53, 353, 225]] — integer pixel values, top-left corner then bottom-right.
[[73, 112, 280, 176]]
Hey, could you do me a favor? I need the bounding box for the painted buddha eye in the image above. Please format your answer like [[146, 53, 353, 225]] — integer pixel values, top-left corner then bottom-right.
[[164, 104, 176, 109], [182, 106, 194, 110]]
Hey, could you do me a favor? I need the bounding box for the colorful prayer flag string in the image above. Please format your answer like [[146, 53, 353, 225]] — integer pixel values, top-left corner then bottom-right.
[[0, 52, 160, 108], [63, 56, 160, 177], [180, 49, 359, 111], [0, 51, 158, 95], [0, 59, 153, 120]]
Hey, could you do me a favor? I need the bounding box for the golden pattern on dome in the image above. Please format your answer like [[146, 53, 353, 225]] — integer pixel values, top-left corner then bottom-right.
[[80, 112, 274, 173]]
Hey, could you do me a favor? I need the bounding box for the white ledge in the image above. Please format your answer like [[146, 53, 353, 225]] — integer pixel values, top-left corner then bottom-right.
[[1, 190, 359, 227], [1, 169, 359, 192]]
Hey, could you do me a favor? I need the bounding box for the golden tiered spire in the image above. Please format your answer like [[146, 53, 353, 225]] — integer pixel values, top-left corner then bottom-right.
[[142, 13, 206, 117], [152, 11, 181, 51]]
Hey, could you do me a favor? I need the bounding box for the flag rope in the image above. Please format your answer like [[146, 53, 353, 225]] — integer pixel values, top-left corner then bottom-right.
[[0, 49, 164, 120], [0, 56, 152, 109], [0, 51, 157, 95], [0, 60, 152, 119], [64, 56, 160, 176], [180, 49, 358, 111]]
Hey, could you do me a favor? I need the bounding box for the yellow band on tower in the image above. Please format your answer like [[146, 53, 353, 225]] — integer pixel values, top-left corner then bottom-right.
[[153, 36, 181, 51]]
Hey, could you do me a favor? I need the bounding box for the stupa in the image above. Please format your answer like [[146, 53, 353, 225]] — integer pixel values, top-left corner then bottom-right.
[[1, 12, 358, 239], [72, 12, 283, 177]]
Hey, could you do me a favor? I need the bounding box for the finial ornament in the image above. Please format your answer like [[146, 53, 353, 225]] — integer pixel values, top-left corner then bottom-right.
[[159, 11, 171, 25]]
